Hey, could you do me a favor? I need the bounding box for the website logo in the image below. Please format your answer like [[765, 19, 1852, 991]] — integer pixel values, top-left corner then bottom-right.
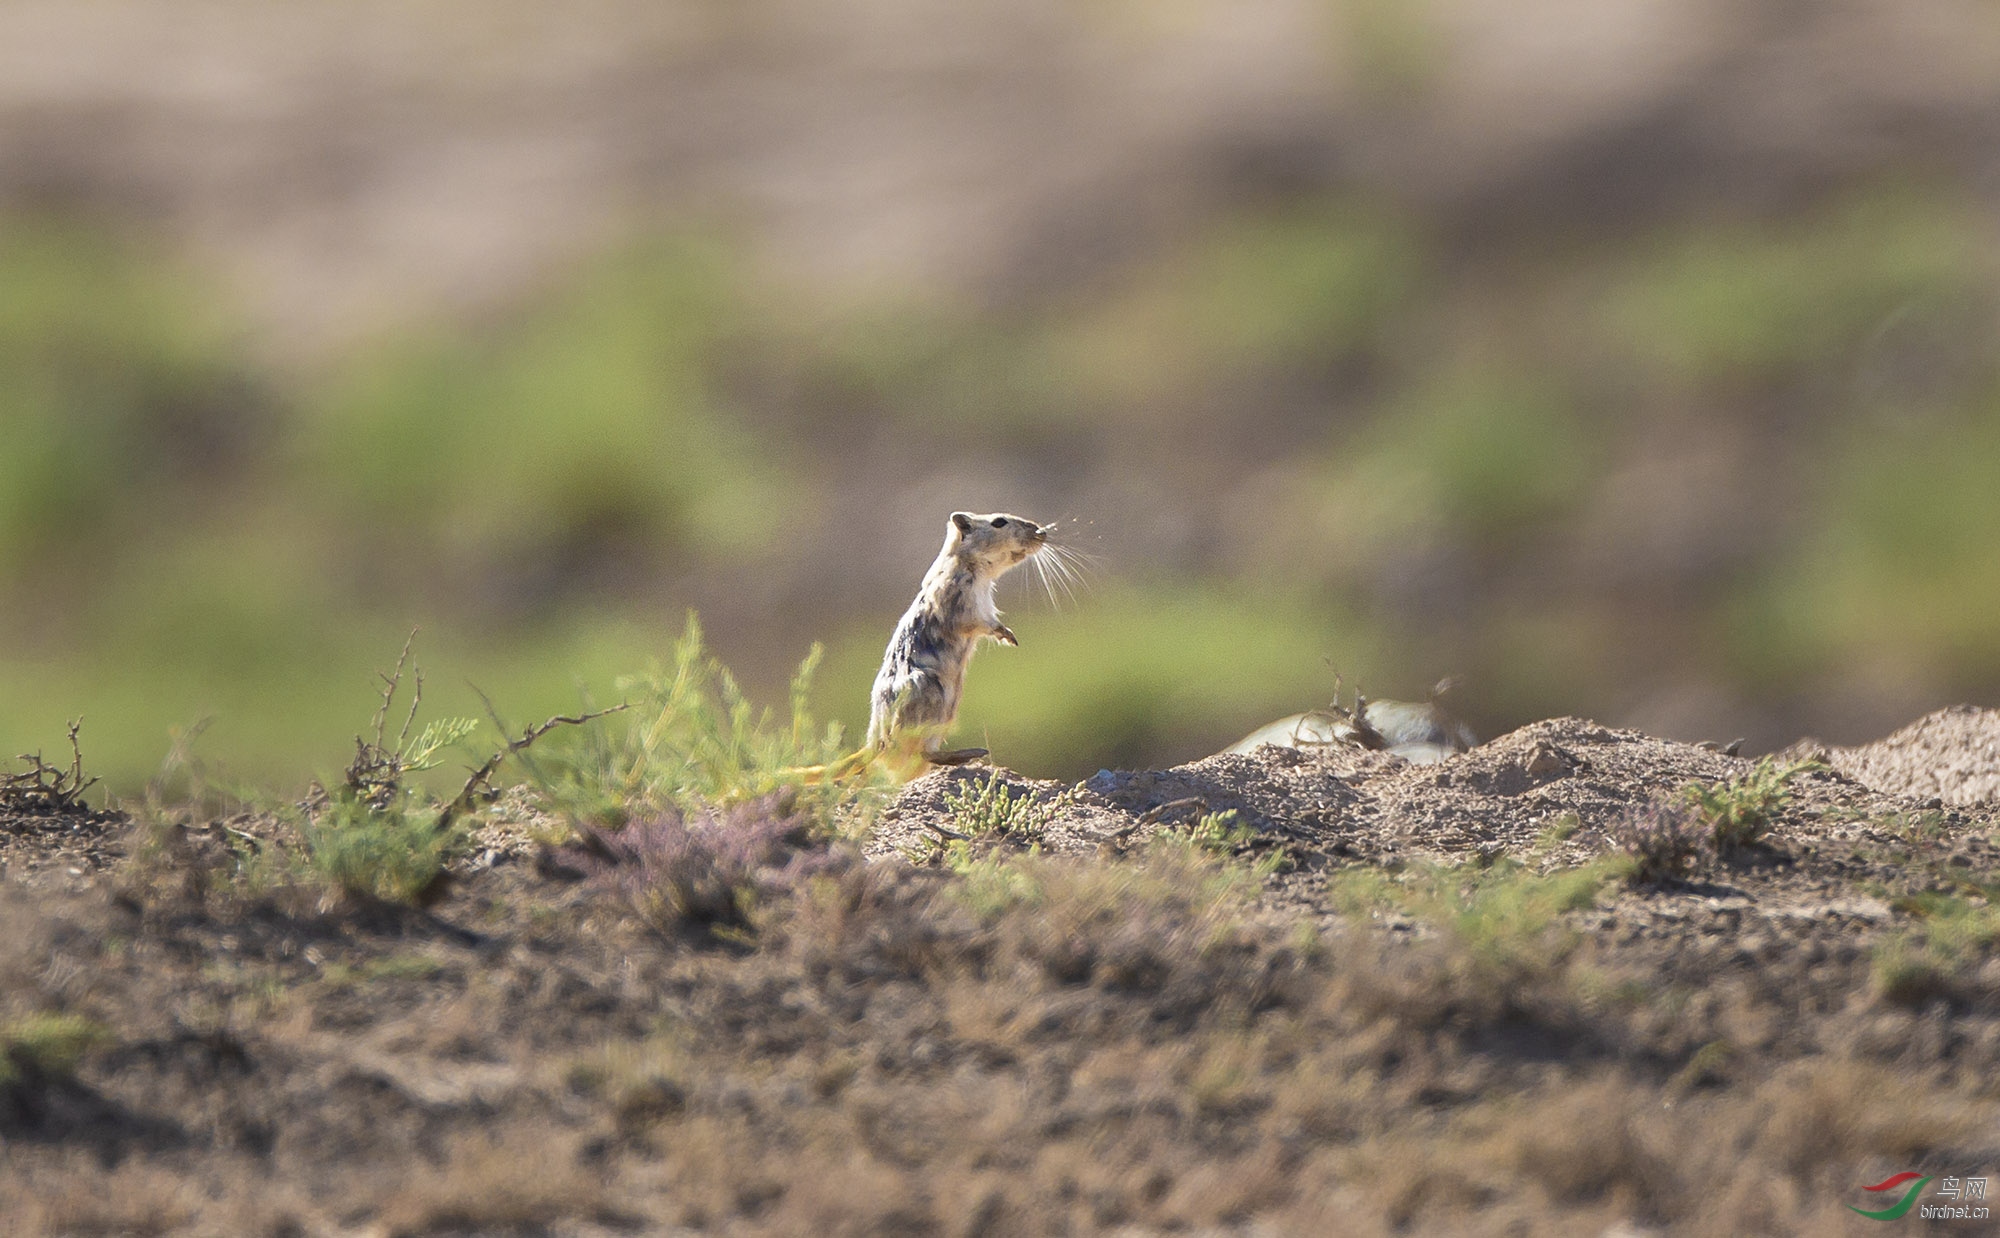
[[1848, 1172, 1989, 1222], [1848, 1173, 1933, 1221]]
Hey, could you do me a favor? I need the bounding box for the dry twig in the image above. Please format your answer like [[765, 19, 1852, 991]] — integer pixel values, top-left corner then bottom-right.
[[1111, 795, 1208, 841], [444, 689, 630, 829], [2, 720, 98, 816]]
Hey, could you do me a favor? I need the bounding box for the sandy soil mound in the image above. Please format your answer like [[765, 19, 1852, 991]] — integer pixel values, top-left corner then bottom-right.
[[875, 716, 1919, 871], [1812, 705, 2000, 807]]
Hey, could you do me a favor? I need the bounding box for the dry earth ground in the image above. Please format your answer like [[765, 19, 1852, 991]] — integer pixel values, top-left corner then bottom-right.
[[3, 710, 1999, 1235]]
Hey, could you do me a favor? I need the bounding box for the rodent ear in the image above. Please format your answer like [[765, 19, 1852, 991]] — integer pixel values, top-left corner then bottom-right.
[[950, 512, 974, 534]]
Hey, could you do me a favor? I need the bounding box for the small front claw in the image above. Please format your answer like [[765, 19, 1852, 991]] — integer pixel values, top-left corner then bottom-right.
[[993, 624, 1018, 647]]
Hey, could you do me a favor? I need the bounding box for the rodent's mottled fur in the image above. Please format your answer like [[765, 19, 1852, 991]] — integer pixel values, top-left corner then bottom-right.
[[868, 511, 1047, 751]]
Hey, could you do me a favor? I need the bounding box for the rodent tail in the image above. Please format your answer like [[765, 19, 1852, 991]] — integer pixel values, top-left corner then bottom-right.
[[713, 747, 878, 806], [717, 736, 939, 806], [785, 747, 879, 785], [784, 733, 941, 786]]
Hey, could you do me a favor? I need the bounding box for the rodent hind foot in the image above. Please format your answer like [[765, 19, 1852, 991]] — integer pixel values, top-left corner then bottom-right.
[[926, 747, 990, 767]]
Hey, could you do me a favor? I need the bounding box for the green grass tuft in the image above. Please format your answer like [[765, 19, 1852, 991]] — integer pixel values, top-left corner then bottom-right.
[[531, 614, 885, 834], [1331, 856, 1612, 990], [0, 1012, 112, 1087], [1873, 892, 2000, 1007], [1150, 810, 1290, 879], [1177, 810, 1255, 854], [949, 848, 1048, 919]]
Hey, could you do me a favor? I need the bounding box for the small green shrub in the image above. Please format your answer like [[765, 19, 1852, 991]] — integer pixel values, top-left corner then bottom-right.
[[1872, 936, 1955, 1008], [295, 633, 625, 904], [1531, 813, 1581, 855], [942, 771, 1078, 846], [1441, 862, 1605, 982], [900, 772, 1083, 867], [291, 635, 485, 903], [300, 795, 466, 904], [1682, 757, 1818, 851], [1889, 810, 1953, 844]]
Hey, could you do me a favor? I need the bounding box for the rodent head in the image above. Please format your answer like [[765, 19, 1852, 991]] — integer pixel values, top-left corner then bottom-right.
[[946, 511, 1048, 575]]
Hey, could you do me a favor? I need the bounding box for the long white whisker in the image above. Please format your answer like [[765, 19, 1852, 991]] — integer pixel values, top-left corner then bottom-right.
[[1056, 554, 1084, 603], [1063, 542, 1104, 573], [1049, 556, 1072, 608], [1055, 551, 1082, 606], [1046, 539, 1090, 577], [1048, 562, 1076, 608], [1032, 554, 1061, 609], [1037, 548, 1074, 605], [1038, 547, 1083, 607], [1047, 542, 1092, 594]]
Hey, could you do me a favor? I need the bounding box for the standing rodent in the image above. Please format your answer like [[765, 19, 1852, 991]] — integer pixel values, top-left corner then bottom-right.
[[868, 511, 1049, 758]]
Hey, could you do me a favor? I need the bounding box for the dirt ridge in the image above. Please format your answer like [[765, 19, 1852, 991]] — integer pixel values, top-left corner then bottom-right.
[[3, 707, 1997, 1235]]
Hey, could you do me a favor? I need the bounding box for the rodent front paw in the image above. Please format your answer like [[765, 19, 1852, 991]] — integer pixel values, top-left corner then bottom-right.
[[994, 624, 1018, 647]]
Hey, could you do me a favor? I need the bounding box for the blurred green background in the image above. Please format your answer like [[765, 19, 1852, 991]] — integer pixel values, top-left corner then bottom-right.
[[3, 1, 1998, 795]]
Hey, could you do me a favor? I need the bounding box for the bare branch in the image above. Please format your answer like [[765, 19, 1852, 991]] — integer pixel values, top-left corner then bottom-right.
[[66, 718, 86, 793], [370, 627, 420, 749], [1138, 796, 1208, 827], [398, 668, 424, 751], [437, 692, 630, 831]]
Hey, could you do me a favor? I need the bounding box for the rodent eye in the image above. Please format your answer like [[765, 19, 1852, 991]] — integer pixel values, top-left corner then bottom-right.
[[991, 517, 1007, 528]]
